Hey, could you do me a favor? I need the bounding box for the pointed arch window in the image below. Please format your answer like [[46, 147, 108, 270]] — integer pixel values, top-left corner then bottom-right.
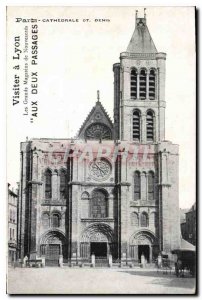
[[149, 69, 156, 100], [140, 212, 148, 227], [146, 111, 154, 141], [45, 169, 52, 199], [133, 110, 140, 141], [131, 69, 137, 99], [60, 169, 66, 199], [139, 69, 146, 100], [148, 171, 155, 200], [134, 171, 141, 200]]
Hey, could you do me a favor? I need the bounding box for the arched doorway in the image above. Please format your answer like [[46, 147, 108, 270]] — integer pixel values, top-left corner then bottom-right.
[[80, 223, 116, 260], [40, 230, 67, 266], [129, 230, 158, 263]]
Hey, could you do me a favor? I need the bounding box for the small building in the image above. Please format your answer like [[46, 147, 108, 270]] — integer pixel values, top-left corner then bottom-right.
[[181, 203, 196, 246], [8, 183, 18, 264]]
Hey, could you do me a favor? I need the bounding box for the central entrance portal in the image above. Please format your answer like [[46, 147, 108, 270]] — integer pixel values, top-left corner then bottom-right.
[[46, 244, 60, 266], [90, 242, 107, 257], [138, 245, 150, 263], [80, 223, 115, 262]]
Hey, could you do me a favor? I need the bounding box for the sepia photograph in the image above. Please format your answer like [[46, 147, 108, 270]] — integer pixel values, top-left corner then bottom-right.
[[6, 6, 196, 294]]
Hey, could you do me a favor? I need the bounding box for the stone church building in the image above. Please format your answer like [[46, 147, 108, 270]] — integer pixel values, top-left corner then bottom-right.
[[18, 12, 180, 266]]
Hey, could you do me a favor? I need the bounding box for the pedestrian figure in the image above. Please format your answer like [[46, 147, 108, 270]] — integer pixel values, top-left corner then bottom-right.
[[23, 255, 28, 268], [141, 253, 146, 268], [157, 253, 162, 269]]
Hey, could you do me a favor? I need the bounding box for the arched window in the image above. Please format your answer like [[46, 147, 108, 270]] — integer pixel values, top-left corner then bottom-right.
[[42, 213, 49, 227], [140, 212, 148, 227], [146, 111, 154, 141], [133, 110, 140, 141], [131, 212, 139, 226], [45, 169, 52, 199], [131, 69, 137, 99], [139, 69, 146, 100], [51, 213, 60, 228], [149, 69, 156, 100], [148, 171, 155, 200], [60, 169, 66, 199], [134, 171, 141, 200], [91, 190, 108, 218]]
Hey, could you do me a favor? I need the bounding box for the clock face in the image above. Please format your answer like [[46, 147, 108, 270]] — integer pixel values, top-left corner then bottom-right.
[[85, 123, 112, 140], [90, 159, 111, 181]]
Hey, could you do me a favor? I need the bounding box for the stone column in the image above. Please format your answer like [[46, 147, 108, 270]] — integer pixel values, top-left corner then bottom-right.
[[141, 113, 146, 143], [159, 105, 166, 141], [146, 70, 149, 100], [153, 115, 157, 143], [113, 63, 121, 140], [145, 173, 148, 201], [122, 67, 130, 100], [71, 183, 80, 260], [159, 150, 172, 253], [157, 54, 166, 141], [120, 185, 129, 261], [137, 71, 140, 99], [108, 195, 113, 218], [29, 151, 39, 259], [141, 172, 147, 201], [155, 69, 158, 101], [52, 170, 58, 200]]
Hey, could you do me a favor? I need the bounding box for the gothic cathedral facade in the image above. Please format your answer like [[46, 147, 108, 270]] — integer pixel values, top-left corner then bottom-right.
[[18, 13, 180, 265]]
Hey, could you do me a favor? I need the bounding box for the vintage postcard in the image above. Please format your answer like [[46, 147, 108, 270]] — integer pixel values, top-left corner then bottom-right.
[[6, 6, 196, 294]]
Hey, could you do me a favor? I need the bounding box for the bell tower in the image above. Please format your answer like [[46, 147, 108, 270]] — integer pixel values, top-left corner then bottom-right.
[[113, 9, 166, 143]]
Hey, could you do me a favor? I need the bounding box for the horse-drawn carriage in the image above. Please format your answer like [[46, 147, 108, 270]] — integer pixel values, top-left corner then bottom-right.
[[171, 248, 196, 277]]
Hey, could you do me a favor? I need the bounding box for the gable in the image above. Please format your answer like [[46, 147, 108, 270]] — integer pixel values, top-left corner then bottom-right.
[[77, 101, 114, 140]]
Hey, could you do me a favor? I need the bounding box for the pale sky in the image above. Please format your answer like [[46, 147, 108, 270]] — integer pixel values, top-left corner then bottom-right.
[[7, 6, 195, 209]]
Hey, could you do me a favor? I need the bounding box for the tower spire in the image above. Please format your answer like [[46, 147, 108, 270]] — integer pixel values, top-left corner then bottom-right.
[[135, 10, 138, 21], [144, 8, 146, 20], [127, 8, 157, 53], [97, 90, 100, 102]]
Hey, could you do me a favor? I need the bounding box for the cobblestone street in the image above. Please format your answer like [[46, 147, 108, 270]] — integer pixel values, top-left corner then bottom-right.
[[7, 267, 196, 295]]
